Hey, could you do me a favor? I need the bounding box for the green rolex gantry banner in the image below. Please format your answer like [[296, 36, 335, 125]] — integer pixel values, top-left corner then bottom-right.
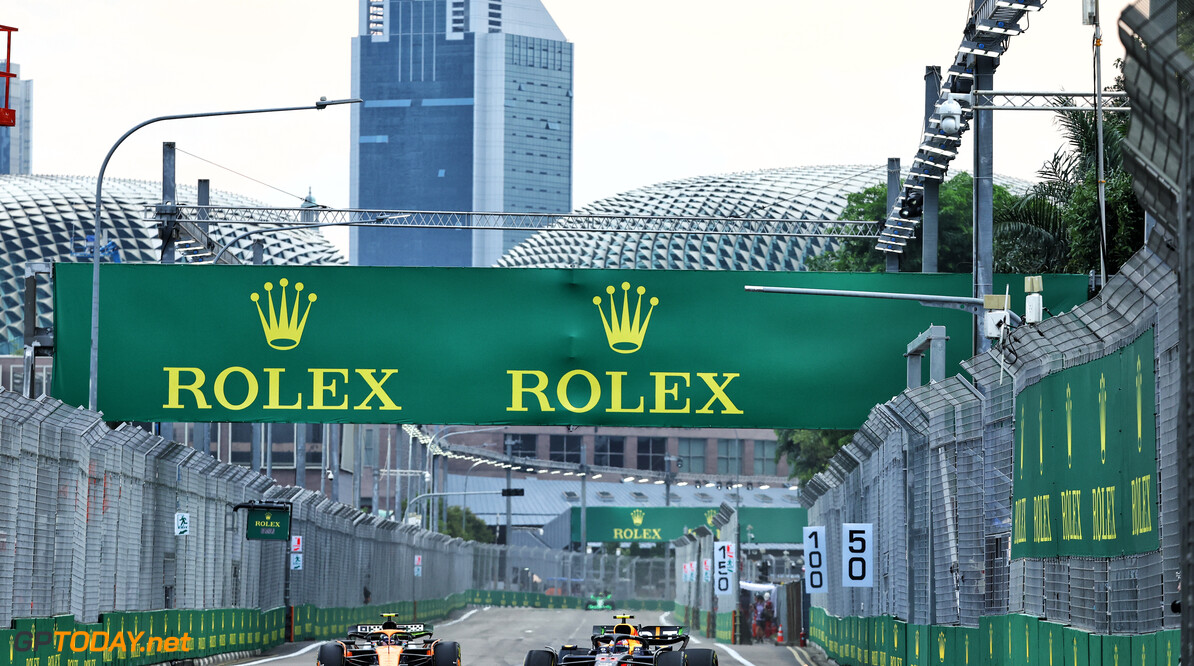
[[1011, 329, 1159, 558], [569, 506, 807, 543], [51, 264, 1088, 428]]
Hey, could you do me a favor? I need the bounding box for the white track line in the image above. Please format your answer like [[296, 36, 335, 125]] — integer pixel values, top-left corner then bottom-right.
[[658, 611, 755, 666], [436, 608, 483, 627], [712, 643, 754, 666], [237, 641, 322, 666]]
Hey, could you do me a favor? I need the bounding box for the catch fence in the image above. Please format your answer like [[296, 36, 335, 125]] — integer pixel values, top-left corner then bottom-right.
[[796, 0, 1191, 643], [0, 388, 670, 632]]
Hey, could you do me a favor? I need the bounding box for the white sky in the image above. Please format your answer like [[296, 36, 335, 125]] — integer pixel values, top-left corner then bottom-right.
[[5, 1, 1132, 255]]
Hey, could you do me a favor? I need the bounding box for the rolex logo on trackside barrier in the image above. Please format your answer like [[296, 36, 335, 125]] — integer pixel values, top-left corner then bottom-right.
[[162, 277, 402, 413], [505, 279, 743, 416]]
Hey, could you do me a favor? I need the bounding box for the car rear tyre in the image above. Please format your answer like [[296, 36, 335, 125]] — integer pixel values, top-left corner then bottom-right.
[[524, 649, 557, 666], [434, 641, 461, 666], [683, 649, 716, 666], [318, 643, 346, 666], [655, 650, 686, 666]]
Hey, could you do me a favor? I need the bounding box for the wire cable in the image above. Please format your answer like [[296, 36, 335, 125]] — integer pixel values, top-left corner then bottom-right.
[[175, 147, 309, 204]]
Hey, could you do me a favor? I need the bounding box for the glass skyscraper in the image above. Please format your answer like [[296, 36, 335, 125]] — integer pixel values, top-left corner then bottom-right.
[[350, 0, 572, 267]]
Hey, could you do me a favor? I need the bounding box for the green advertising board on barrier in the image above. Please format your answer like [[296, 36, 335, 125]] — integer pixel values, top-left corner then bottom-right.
[[51, 264, 1088, 429], [0, 607, 286, 666], [570, 506, 807, 543], [1011, 329, 1159, 558], [808, 609, 1180, 666]]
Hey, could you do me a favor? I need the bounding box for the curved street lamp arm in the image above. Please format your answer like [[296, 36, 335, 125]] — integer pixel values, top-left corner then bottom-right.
[[87, 98, 362, 410]]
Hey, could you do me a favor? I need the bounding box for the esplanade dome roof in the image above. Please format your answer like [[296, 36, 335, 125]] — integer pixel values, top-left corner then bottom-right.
[[497, 164, 894, 270], [0, 174, 345, 354]]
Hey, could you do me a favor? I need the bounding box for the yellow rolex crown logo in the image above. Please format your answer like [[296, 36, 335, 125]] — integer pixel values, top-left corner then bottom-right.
[[264, 512, 271, 520], [251, 278, 317, 350], [593, 282, 658, 354], [631, 509, 645, 526], [705, 509, 717, 526]]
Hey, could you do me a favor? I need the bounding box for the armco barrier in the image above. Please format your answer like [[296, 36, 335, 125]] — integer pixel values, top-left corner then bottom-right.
[[0, 590, 675, 666], [671, 603, 734, 644], [0, 607, 285, 666], [808, 608, 1182, 666]]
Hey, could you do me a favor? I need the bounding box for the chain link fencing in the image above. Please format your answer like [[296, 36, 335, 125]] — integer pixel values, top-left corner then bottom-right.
[[0, 389, 669, 629], [794, 0, 1190, 640], [800, 242, 1176, 635]]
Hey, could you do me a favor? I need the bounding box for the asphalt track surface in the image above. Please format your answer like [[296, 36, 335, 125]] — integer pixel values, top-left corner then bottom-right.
[[230, 608, 827, 666]]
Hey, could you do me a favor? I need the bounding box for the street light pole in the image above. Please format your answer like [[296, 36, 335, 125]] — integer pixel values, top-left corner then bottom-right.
[[462, 460, 484, 535], [87, 97, 361, 411]]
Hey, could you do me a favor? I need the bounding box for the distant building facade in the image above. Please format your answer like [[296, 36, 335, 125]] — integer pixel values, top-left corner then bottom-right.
[[0, 62, 31, 175], [350, 0, 573, 267]]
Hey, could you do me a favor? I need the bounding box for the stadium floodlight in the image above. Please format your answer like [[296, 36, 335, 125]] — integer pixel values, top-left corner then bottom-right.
[[591, 474, 603, 479], [653, 479, 665, 485], [638, 478, 650, 483], [623, 476, 636, 483], [676, 481, 689, 486], [759, 484, 771, 490], [899, 190, 924, 219]]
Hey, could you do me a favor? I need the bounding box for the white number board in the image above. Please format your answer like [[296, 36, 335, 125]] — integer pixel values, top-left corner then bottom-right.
[[803, 526, 826, 593], [841, 523, 873, 587], [713, 541, 736, 596]]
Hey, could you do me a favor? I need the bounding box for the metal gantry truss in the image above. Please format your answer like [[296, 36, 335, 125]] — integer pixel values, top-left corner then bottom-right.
[[972, 90, 1130, 111], [148, 205, 884, 264], [877, 0, 1048, 254]]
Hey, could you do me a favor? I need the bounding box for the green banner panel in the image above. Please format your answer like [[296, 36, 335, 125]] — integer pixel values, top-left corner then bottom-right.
[[1063, 627, 1092, 666], [892, 619, 908, 666], [1012, 329, 1159, 558], [1154, 631, 1178, 666], [980, 615, 1007, 666], [1092, 635, 1107, 666], [930, 626, 952, 666], [1038, 622, 1065, 666], [1101, 635, 1133, 666], [571, 506, 806, 543], [51, 265, 1089, 429], [1131, 634, 1156, 666], [909, 624, 930, 666], [957, 627, 979, 666]]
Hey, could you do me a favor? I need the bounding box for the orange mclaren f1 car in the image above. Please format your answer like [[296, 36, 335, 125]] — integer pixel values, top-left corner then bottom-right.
[[317, 615, 461, 666]]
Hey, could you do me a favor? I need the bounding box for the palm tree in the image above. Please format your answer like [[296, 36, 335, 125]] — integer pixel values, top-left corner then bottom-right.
[[993, 91, 1143, 276]]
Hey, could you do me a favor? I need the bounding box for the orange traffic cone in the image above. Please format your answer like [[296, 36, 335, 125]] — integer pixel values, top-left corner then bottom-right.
[[777, 623, 784, 645]]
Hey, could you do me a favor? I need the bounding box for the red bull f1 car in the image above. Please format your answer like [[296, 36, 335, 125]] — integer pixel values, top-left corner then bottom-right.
[[523, 615, 716, 666], [317, 615, 461, 666]]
